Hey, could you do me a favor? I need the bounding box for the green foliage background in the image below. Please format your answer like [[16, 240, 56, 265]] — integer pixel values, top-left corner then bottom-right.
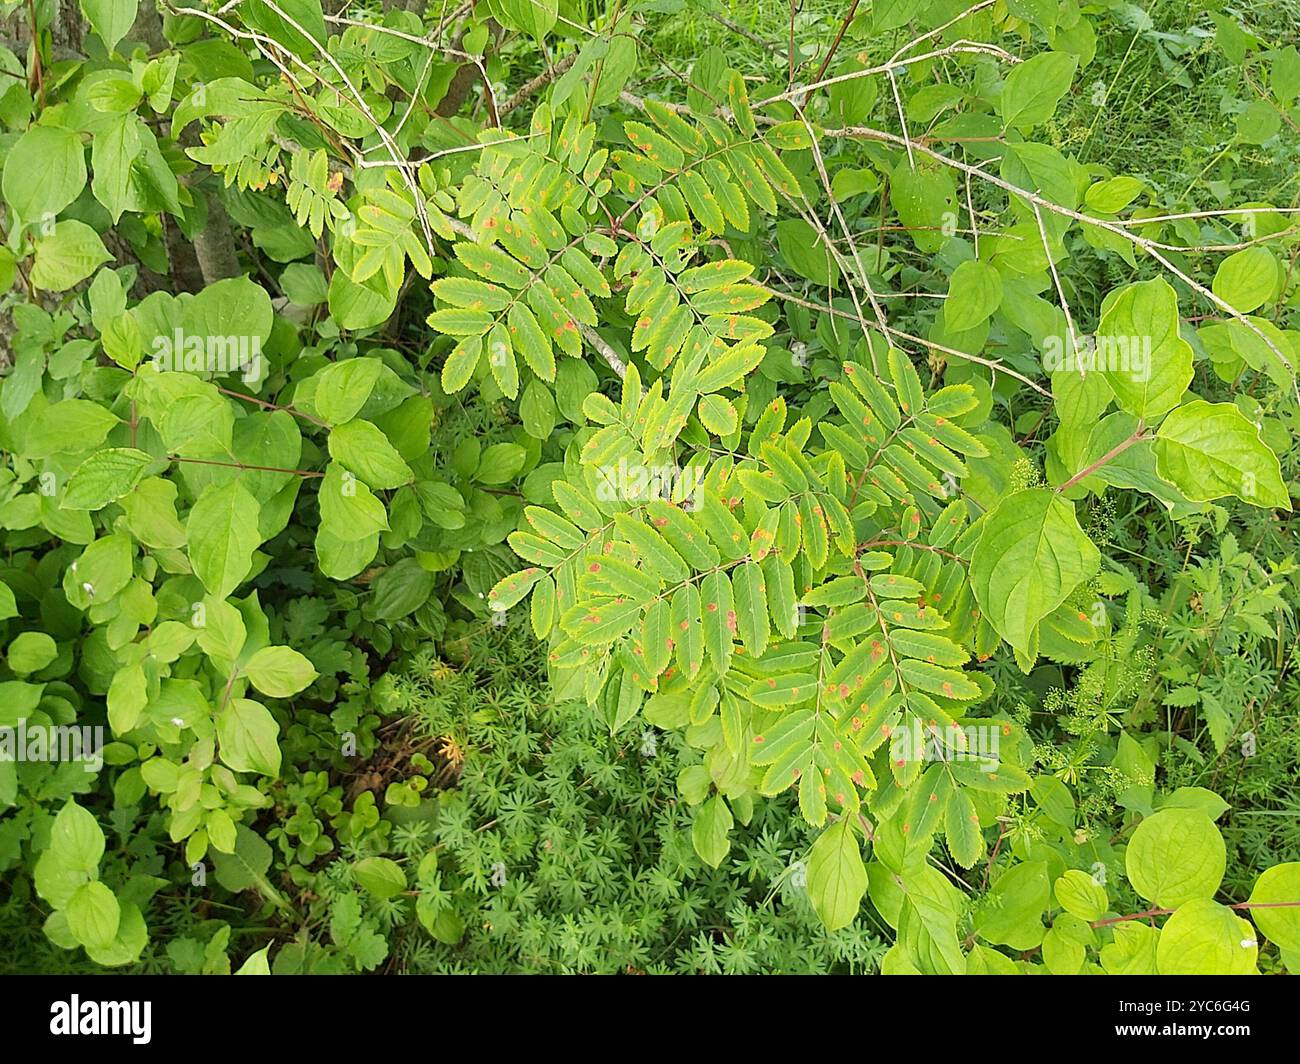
[[1, 0, 1299, 975]]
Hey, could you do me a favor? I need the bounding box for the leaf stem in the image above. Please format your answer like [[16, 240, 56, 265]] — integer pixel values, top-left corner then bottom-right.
[[1090, 898, 1300, 929], [1055, 425, 1150, 494], [169, 455, 324, 478]]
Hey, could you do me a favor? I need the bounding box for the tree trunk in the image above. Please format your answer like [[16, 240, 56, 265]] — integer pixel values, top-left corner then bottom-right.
[[2, 1, 84, 64], [131, 1, 168, 53], [172, 126, 243, 290], [192, 192, 242, 285], [19, 0, 242, 291]]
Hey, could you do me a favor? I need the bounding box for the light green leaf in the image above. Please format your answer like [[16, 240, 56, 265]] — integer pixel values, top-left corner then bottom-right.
[[318, 463, 388, 542], [943, 260, 1003, 332], [1126, 807, 1225, 908], [2, 125, 86, 221], [999, 52, 1078, 132], [1156, 899, 1257, 975], [28, 399, 120, 457], [90, 113, 141, 223], [183, 275, 275, 348], [328, 419, 414, 489], [80, 0, 140, 53], [970, 488, 1100, 657], [243, 645, 318, 698], [234, 946, 272, 974], [1212, 247, 1280, 314], [944, 788, 984, 868], [187, 480, 263, 599], [313, 359, 381, 425], [66, 881, 121, 951], [1054, 869, 1108, 921], [807, 818, 868, 931], [691, 794, 733, 868], [217, 697, 282, 776], [63, 448, 153, 510], [1096, 278, 1193, 421], [1154, 400, 1290, 510], [352, 856, 407, 899], [974, 860, 1049, 949], [7, 631, 57, 674], [31, 220, 111, 292], [1247, 863, 1300, 952]]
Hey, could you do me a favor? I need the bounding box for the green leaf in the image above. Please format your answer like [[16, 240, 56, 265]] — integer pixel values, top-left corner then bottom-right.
[[187, 480, 263, 599], [1156, 899, 1257, 975], [1084, 175, 1145, 213], [50, 800, 105, 871], [234, 946, 272, 975], [1054, 869, 1108, 921], [2, 125, 86, 221], [217, 697, 282, 776], [701, 569, 735, 676], [999, 52, 1078, 132], [807, 818, 868, 931], [239, 0, 328, 63], [183, 276, 275, 348], [697, 393, 738, 436], [1211, 247, 1280, 314], [492, 0, 557, 39], [313, 359, 381, 426], [316, 526, 380, 581], [28, 399, 120, 457], [31, 220, 111, 292], [970, 488, 1100, 658], [7, 631, 57, 674], [1126, 807, 1225, 908], [974, 860, 1049, 949], [90, 114, 141, 223], [1236, 99, 1280, 144], [211, 825, 274, 893], [475, 443, 526, 486], [1100, 922, 1159, 975], [776, 218, 838, 287], [66, 881, 121, 951], [691, 795, 733, 868], [318, 463, 388, 542], [943, 260, 1003, 332], [328, 269, 396, 330], [328, 419, 414, 489], [62, 448, 152, 510], [80, 0, 139, 53], [944, 788, 984, 868], [731, 560, 769, 657], [352, 856, 407, 899], [1095, 278, 1193, 421], [441, 335, 482, 394], [1248, 863, 1300, 951], [243, 646, 318, 697], [0, 582, 17, 622], [489, 567, 546, 612], [1154, 400, 1290, 510], [367, 558, 436, 620]]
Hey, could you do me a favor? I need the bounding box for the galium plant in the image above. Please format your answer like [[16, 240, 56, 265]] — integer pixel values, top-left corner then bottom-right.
[[0, 0, 1298, 974]]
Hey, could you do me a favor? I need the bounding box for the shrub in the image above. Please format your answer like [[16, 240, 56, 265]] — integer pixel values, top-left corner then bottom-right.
[[1, 0, 1298, 974]]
